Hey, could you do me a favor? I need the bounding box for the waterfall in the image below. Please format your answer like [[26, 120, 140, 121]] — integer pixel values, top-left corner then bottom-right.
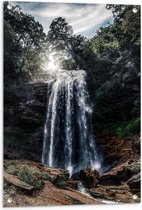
[[42, 70, 100, 174]]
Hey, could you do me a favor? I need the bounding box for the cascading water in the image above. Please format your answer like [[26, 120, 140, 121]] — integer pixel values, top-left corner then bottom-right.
[[42, 70, 100, 175]]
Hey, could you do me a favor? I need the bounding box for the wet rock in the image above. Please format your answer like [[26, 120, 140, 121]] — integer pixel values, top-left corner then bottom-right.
[[127, 173, 140, 196], [66, 180, 79, 190], [99, 160, 140, 185], [71, 168, 100, 189], [89, 184, 139, 203]]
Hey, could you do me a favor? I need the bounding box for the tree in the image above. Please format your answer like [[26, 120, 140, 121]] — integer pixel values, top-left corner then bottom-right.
[[47, 17, 90, 69], [89, 5, 140, 127], [106, 5, 140, 48], [4, 1, 46, 73], [47, 17, 73, 51]]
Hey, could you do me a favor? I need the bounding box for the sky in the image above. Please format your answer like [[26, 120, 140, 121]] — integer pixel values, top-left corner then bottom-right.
[[13, 1, 114, 38]]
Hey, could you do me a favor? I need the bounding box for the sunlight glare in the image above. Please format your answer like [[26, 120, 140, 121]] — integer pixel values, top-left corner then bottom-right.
[[43, 52, 60, 73], [42, 49, 72, 73]]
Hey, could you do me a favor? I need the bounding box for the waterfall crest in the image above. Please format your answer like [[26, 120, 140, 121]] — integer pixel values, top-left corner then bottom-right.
[[42, 70, 100, 174]]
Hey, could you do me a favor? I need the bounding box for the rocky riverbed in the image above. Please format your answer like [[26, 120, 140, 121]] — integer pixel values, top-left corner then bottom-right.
[[3, 157, 140, 207]]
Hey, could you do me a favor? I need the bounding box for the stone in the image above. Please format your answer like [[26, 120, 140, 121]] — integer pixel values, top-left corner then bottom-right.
[[89, 184, 139, 203], [95, 134, 139, 169], [99, 160, 140, 185], [71, 168, 99, 189], [66, 180, 79, 190], [3, 159, 100, 207], [4, 171, 34, 192], [127, 173, 140, 196]]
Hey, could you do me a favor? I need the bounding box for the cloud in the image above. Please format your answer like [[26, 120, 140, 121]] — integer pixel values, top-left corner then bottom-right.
[[14, 2, 113, 37]]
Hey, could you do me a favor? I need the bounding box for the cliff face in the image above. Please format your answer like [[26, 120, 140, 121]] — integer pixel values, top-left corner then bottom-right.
[[4, 76, 140, 168], [95, 134, 140, 171], [4, 74, 48, 162]]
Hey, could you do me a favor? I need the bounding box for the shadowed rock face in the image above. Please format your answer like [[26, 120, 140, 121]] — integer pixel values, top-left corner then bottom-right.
[[4, 79, 48, 162]]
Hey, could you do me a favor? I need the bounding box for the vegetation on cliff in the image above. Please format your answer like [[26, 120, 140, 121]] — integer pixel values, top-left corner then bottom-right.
[[3, 2, 141, 206], [4, 2, 140, 148]]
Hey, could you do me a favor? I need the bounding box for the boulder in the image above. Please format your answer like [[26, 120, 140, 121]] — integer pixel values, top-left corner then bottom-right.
[[71, 168, 100, 189], [66, 180, 80, 190], [99, 160, 140, 185], [4, 171, 34, 192], [89, 184, 140, 203], [127, 173, 140, 196]]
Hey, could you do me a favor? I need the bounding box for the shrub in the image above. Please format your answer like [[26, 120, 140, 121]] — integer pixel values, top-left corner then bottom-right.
[[42, 173, 52, 182], [131, 164, 140, 174], [115, 117, 140, 140], [54, 175, 68, 189], [100, 117, 140, 140], [5, 165, 16, 175], [17, 165, 43, 189], [4, 160, 17, 175]]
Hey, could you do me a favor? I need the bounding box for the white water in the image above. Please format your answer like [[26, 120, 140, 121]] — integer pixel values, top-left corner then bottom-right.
[[78, 182, 93, 198], [42, 70, 101, 174], [77, 182, 118, 204]]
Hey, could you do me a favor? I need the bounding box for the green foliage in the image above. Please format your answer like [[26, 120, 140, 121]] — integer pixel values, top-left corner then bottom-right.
[[17, 165, 43, 189], [4, 160, 53, 189], [91, 25, 119, 55], [106, 5, 140, 47], [115, 117, 140, 140], [89, 5, 140, 127], [131, 164, 140, 174], [48, 17, 73, 48], [4, 161, 17, 175], [47, 17, 88, 69], [42, 173, 52, 182], [54, 175, 68, 189], [100, 117, 140, 140], [4, 1, 46, 74], [5, 160, 68, 190], [5, 165, 16, 175], [4, 1, 140, 151]]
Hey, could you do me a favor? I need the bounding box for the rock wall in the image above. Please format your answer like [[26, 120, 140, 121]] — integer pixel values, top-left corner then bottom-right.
[[4, 75, 48, 162], [95, 134, 140, 171]]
